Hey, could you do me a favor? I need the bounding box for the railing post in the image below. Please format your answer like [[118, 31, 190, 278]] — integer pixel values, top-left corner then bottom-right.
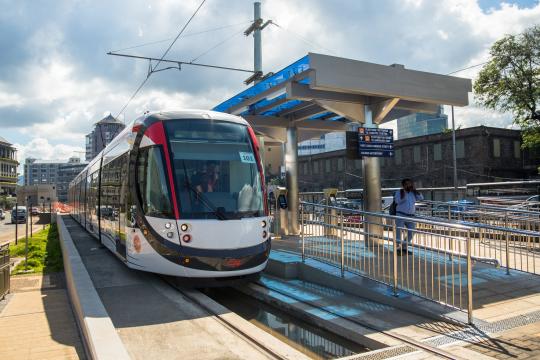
[[467, 229, 474, 325], [505, 230, 510, 275], [340, 209, 345, 277], [393, 218, 398, 296], [301, 204, 305, 263]]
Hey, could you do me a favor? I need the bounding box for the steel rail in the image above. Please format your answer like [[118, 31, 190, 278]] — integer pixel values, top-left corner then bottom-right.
[[163, 277, 288, 360]]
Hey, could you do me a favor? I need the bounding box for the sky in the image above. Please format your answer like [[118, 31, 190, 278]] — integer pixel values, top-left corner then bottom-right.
[[0, 0, 539, 166]]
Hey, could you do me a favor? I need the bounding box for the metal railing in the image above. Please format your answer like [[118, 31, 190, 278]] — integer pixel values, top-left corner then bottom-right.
[[418, 200, 540, 232], [0, 243, 10, 300], [300, 201, 476, 324], [413, 203, 540, 275]]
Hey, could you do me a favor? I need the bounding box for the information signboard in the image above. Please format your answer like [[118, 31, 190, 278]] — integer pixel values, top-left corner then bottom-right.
[[358, 127, 394, 157]]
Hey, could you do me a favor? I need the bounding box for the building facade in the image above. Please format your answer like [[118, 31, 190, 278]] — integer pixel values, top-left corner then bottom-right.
[[397, 106, 448, 140], [24, 157, 86, 202], [0, 136, 18, 196], [85, 114, 125, 161], [298, 126, 540, 191]]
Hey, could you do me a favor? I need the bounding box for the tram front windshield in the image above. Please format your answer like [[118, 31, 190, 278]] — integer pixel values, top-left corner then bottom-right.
[[165, 119, 264, 220]]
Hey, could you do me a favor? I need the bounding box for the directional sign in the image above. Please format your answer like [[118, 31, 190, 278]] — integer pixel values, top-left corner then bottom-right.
[[358, 127, 394, 157]]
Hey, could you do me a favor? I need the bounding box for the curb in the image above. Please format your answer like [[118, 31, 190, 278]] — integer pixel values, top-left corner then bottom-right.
[[58, 215, 130, 360]]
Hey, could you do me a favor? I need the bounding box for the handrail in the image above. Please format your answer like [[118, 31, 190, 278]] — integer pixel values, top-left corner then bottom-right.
[[301, 201, 474, 231], [415, 213, 540, 238], [421, 199, 540, 216]]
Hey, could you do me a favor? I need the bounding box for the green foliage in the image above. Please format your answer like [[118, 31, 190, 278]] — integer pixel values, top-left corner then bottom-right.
[[0, 195, 16, 210], [10, 224, 63, 275], [474, 25, 540, 148]]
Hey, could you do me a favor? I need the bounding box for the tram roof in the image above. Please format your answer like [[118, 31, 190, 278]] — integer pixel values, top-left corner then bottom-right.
[[213, 53, 472, 143]]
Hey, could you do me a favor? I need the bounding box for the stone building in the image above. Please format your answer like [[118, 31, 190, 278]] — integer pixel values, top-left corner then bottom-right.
[[298, 126, 540, 191], [85, 114, 125, 161], [0, 136, 18, 196], [24, 157, 86, 202]]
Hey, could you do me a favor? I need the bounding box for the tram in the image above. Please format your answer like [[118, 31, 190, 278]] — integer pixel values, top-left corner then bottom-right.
[[68, 110, 271, 278]]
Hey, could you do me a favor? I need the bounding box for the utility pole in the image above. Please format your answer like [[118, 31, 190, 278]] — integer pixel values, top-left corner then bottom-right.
[[451, 105, 458, 198], [244, 2, 272, 85]]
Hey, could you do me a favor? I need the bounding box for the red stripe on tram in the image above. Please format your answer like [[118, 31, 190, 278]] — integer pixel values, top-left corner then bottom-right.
[[144, 122, 180, 219]]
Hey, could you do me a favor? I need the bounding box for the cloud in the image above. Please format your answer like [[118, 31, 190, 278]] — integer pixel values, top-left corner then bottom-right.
[[1, 0, 539, 155], [14, 138, 85, 165]]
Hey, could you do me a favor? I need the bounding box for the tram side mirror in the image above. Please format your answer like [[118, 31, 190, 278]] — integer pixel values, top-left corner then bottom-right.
[[329, 195, 336, 204], [278, 194, 288, 209]]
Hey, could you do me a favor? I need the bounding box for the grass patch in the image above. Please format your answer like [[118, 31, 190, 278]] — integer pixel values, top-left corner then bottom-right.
[[9, 224, 63, 275]]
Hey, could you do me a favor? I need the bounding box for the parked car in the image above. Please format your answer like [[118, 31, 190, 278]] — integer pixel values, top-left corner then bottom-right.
[[0, 209, 5, 220], [11, 206, 27, 224], [31, 207, 40, 216]]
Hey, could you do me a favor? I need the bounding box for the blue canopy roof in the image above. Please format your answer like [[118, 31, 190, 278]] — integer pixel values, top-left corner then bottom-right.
[[213, 55, 311, 116]]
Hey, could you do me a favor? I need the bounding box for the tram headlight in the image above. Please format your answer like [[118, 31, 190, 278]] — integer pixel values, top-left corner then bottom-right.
[[262, 230, 267, 239], [261, 220, 267, 228], [182, 234, 192, 243], [165, 222, 172, 229], [180, 223, 189, 232], [166, 232, 174, 239]]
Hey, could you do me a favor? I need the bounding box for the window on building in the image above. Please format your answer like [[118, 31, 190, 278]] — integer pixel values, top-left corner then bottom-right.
[[413, 146, 421, 163], [337, 158, 344, 171], [325, 159, 331, 173], [513, 140, 521, 159], [434, 143, 442, 161], [313, 161, 319, 174], [493, 138, 501, 158], [456, 140, 465, 159], [395, 149, 402, 165], [303, 162, 309, 175]]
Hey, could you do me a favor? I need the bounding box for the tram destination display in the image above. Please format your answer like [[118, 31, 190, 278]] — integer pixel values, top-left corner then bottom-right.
[[345, 128, 394, 158]]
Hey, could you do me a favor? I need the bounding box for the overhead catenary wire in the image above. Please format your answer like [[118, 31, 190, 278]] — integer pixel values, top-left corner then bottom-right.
[[190, 28, 246, 63], [110, 20, 252, 53], [270, 21, 339, 56], [115, 0, 207, 120]]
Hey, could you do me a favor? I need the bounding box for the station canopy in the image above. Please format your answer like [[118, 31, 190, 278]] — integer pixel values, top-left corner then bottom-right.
[[213, 53, 471, 144]]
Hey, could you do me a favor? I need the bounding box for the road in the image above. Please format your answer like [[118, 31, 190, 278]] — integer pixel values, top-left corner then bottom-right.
[[0, 211, 45, 246]]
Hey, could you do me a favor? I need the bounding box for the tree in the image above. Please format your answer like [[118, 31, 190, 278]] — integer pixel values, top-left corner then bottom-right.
[[474, 25, 540, 148]]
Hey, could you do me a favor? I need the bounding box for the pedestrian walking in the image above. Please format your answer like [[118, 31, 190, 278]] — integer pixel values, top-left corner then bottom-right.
[[394, 178, 423, 254]]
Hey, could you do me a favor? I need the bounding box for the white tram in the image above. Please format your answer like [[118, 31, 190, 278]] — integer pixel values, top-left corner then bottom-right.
[[68, 110, 271, 278]]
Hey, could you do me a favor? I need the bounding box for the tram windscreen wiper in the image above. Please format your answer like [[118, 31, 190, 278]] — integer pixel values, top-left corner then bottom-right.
[[181, 160, 228, 220]]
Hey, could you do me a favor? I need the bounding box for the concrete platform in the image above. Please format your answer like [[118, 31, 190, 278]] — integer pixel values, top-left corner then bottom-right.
[[60, 216, 309, 360], [264, 244, 540, 359]]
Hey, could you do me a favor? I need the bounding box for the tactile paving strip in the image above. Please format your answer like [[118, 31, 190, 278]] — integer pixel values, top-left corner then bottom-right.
[[338, 310, 540, 359]]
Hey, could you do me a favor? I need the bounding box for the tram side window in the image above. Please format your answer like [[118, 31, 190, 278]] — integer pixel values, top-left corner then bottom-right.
[[137, 146, 173, 218]]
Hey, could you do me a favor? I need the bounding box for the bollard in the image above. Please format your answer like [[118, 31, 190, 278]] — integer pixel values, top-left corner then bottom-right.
[[14, 202, 18, 245], [393, 218, 398, 296], [467, 230, 473, 325]]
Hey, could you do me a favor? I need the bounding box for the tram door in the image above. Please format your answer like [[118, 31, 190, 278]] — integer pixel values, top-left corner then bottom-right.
[[117, 155, 128, 259]]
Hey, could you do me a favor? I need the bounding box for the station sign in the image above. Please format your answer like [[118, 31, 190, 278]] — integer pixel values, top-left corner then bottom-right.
[[358, 127, 394, 157], [345, 128, 394, 158]]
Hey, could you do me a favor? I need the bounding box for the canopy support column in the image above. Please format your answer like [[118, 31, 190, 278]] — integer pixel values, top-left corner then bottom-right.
[[362, 105, 383, 244], [285, 125, 299, 235]]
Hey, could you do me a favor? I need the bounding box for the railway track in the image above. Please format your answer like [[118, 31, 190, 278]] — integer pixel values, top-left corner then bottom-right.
[[252, 279, 466, 360], [163, 277, 295, 360]]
